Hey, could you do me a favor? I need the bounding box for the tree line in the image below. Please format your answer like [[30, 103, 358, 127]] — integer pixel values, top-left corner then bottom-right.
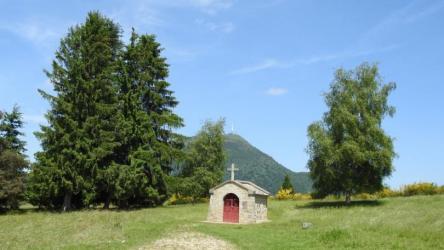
[[1, 12, 226, 211], [1, 12, 398, 209]]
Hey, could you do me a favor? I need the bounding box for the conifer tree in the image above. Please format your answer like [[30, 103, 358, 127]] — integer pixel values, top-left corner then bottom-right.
[[0, 106, 26, 153], [27, 12, 122, 210], [107, 31, 184, 208], [281, 174, 294, 193], [0, 106, 28, 209], [27, 13, 185, 210]]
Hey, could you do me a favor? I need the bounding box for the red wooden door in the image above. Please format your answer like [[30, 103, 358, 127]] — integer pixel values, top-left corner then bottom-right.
[[223, 193, 239, 223]]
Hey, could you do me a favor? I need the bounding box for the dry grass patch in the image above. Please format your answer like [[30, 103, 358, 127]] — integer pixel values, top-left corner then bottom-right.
[[139, 231, 237, 250]]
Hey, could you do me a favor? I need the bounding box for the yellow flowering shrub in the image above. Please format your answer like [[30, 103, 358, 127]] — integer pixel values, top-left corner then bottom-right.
[[401, 182, 439, 196], [275, 188, 312, 200], [375, 188, 400, 198], [275, 188, 293, 200]]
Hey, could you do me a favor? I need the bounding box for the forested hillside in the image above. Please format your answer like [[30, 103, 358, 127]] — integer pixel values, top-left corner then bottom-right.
[[223, 134, 312, 194]]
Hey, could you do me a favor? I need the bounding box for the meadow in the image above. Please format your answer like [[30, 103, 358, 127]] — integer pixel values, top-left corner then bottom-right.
[[1, 195, 444, 249]]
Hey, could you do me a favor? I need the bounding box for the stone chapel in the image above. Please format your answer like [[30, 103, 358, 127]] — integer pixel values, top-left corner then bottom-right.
[[207, 164, 271, 224]]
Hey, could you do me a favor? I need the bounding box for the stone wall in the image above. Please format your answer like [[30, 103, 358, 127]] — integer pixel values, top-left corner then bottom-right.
[[254, 195, 268, 222], [207, 183, 255, 223], [207, 182, 269, 224]]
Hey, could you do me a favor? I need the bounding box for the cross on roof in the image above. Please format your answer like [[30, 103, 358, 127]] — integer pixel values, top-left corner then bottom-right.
[[227, 163, 239, 181]]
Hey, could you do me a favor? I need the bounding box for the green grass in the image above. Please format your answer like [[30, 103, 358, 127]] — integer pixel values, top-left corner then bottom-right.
[[1, 195, 444, 249]]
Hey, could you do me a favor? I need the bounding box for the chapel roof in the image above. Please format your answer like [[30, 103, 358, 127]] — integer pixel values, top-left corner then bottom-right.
[[210, 180, 271, 196]]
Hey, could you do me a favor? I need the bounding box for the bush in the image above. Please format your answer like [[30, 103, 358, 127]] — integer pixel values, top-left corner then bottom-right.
[[353, 193, 377, 200], [293, 193, 312, 201], [275, 188, 293, 200], [401, 183, 439, 196], [276, 183, 444, 202], [275, 188, 312, 201], [376, 188, 401, 198]]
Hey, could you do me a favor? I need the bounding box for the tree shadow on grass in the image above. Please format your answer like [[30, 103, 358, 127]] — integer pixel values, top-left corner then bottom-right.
[[295, 199, 386, 209], [0, 206, 42, 215], [0, 202, 206, 215], [0, 206, 150, 215]]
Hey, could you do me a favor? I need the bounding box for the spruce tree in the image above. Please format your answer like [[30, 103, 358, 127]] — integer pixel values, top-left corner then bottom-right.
[[27, 13, 185, 210], [108, 31, 184, 207], [27, 12, 122, 210], [281, 174, 294, 193], [0, 105, 26, 153], [0, 106, 28, 210]]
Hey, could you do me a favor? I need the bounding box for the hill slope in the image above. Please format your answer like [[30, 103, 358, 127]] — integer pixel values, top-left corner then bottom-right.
[[223, 133, 312, 194]]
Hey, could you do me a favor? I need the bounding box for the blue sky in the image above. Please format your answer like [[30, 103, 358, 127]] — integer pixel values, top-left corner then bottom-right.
[[1, 0, 443, 188]]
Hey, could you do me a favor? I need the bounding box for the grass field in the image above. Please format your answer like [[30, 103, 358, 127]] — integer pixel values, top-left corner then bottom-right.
[[1, 195, 444, 249]]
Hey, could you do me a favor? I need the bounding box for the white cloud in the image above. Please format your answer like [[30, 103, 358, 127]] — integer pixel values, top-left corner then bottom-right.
[[296, 44, 400, 65], [107, 2, 164, 37], [404, 1, 444, 23], [361, 1, 444, 43], [185, 0, 234, 14], [0, 20, 59, 45], [131, 0, 234, 16], [266, 87, 288, 96], [230, 44, 400, 75], [196, 18, 235, 33], [110, 0, 235, 40], [230, 59, 291, 75]]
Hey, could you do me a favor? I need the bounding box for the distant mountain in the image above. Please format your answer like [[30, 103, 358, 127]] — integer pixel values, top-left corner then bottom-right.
[[223, 134, 312, 194]]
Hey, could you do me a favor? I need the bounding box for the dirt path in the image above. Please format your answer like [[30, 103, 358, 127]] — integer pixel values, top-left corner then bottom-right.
[[138, 231, 237, 250]]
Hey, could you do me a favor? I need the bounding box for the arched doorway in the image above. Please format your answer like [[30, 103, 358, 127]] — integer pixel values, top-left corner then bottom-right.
[[223, 193, 239, 223]]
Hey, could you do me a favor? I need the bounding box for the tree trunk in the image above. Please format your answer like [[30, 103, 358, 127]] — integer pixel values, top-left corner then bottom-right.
[[63, 191, 72, 212], [345, 192, 351, 204], [103, 194, 111, 209]]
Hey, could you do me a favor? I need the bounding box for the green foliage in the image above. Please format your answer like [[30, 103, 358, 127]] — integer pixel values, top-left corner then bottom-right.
[[165, 175, 207, 204], [182, 119, 226, 178], [0, 106, 28, 210], [307, 63, 396, 202], [224, 133, 312, 194], [176, 119, 226, 199], [166, 120, 225, 201], [0, 105, 26, 153], [178, 176, 205, 203], [281, 174, 294, 193], [100, 30, 183, 208], [26, 12, 183, 210], [27, 11, 122, 210]]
